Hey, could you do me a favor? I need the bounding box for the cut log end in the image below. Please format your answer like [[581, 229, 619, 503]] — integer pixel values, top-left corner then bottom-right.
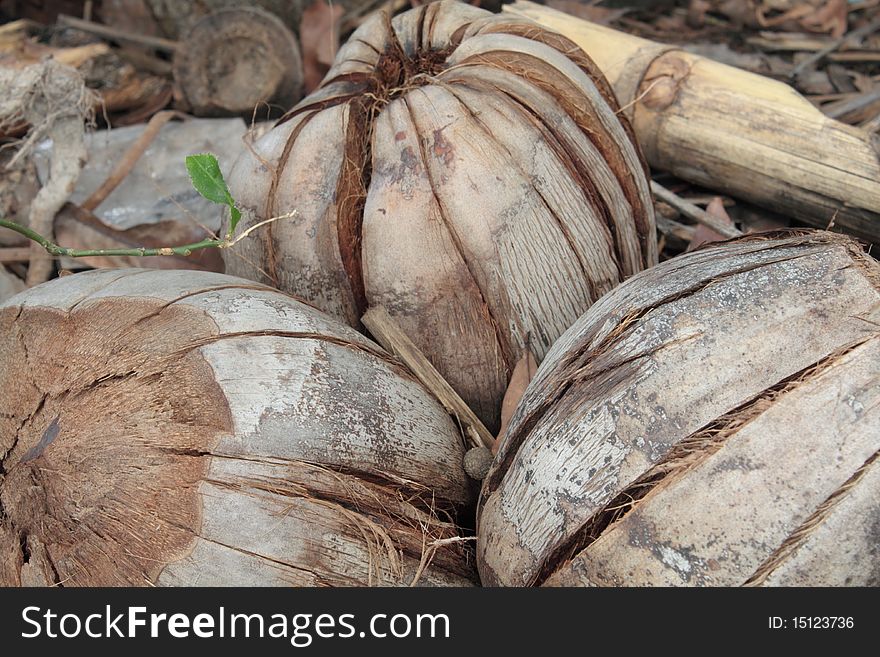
[[173, 7, 304, 117]]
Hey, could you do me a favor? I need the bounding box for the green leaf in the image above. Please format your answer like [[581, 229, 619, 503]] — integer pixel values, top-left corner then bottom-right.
[[186, 153, 233, 206], [186, 153, 242, 236], [229, 206, 242, 233]]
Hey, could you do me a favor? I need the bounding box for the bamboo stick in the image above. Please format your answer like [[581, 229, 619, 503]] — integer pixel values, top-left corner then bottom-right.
[[504, 1, 880, 244]]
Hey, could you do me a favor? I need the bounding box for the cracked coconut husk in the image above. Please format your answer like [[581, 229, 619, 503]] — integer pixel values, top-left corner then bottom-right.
[[223, 0, 657, 434], [477, 231, 880, 587], [0, 268, 476, 587]]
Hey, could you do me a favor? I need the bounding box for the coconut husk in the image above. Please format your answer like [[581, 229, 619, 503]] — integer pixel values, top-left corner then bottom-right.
[[224, 0, 657, 432], [0, 268, 476, 586], [478, 230, 880, 587]]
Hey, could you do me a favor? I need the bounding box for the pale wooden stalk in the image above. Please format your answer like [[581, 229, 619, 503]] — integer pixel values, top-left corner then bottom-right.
[[362, 305, 495, 451], [504, 1, 880, 244]]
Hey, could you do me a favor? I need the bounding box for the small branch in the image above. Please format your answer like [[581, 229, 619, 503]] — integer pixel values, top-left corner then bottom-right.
[[655, 214, 697, 242], [650, 180, 743, 239], [226, 211, 296, 245], [0, 209, 295, 263], [0, 219, 222, 258], [57, 14, 179, 53], [81, 110, 182, 211], [823, 88, 880, 120]]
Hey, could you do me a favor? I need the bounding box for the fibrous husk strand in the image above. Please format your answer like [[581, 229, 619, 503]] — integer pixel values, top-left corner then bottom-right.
[[0, 61, 97, 286]]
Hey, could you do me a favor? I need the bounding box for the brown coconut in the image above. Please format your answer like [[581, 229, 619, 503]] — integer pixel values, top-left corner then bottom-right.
[[477, 231, 880, 587], [223, 0, 657, 432], [0, 269, 474, 586]]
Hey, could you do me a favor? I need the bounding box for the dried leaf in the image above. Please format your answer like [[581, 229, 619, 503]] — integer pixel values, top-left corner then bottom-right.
[[850, 70, 877, 95], [495, 349, 538, 454], [687, 0, 712, 28], [827, 64, 857, 93], [300, 0, 344, 93], [795, 69, 835, 96], [757, 3, 815, 29], [800, 0, 847, 38], [754, 0, 847, 36], [736, 206, 792, 233], [717, 0, 760, 27], [688, 197, 736, 250]]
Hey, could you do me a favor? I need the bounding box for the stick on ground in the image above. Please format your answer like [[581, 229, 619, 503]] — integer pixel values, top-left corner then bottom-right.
[[81, 110, 183, 211], [651, 181, 743, 239], [790, 16, 880, 79], [57, 14, 178, 53]]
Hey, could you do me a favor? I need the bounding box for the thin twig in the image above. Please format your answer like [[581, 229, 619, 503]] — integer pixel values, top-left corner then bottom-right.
[[655, 214, 696, 242], [362, 306, 495, 450], [615, 77, 663, 116], [650, 180, 743, 239], [226, 211, 296, 246], [409, 536, 476, 587], [57, 14, 179, 53], [0, 219, 222, 257], [0, 209, 296, 260], [81, 110, 183, 211], [791, 15, 880, 78], [823, 88, 880, 120]]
